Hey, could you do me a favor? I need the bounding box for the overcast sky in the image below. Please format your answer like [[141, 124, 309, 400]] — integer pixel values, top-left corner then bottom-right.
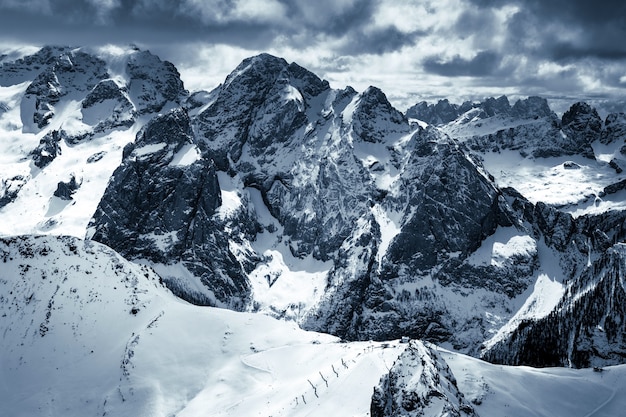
[[1, 0, 626, 114]]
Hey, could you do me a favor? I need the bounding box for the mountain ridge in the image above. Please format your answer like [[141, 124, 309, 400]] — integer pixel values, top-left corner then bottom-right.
[[4, 44, 626, 416], [1, 45, 626, 368]]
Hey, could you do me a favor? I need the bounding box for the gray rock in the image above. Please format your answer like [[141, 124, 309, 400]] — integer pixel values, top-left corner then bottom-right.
[[601, 112, 626, 145], [30, 130, 62, 168], [53, 175, 80, 200], [371, 340, 478, 417], [561, 102, 602, 158], [89, 108, 253, 309]]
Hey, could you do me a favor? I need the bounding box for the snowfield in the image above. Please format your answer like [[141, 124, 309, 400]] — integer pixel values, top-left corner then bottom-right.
[[1, 235, 626, 417]]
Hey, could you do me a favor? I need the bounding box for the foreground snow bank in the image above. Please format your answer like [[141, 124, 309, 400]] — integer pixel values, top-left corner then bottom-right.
[[2, 235, 626, 417]]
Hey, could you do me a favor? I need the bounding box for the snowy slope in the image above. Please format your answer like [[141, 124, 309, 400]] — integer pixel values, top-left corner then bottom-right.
[[0, 45, 187, 238], [0, 235, 380, 416], [3, 234, 626, 417], [432, 96, 626, 216], [446, 348, 626, 417]]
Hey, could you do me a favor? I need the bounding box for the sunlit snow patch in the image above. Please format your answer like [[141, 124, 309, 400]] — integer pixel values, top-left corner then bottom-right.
[[133, 142, 166, 158], [371, 203, 401, 271], [170, 143, 201, 166], [246, 187, 331, 322], [248, 247, 331, 321], [466, 227, 536, 267], [482, 273, 564, 351], [481, 149, 626, 217], [216, 171, 243, 219]]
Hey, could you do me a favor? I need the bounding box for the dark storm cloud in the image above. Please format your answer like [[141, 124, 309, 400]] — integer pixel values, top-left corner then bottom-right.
[[423, 51, 501, 77], [468, 0, 626, 61], [0, 0, 416, 55], [0, 0, 279, 47], [279, 0, 377, 38], [338, 26, 420, 55], [453, 7, 498, 38]]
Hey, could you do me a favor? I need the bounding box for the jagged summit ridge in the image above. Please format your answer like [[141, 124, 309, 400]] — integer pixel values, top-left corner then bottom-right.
[[80, 52, 543, 350], [406, 95, 554, 126]]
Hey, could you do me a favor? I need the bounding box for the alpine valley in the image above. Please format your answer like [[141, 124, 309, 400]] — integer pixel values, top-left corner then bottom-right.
[[1, 45, 626, 416]]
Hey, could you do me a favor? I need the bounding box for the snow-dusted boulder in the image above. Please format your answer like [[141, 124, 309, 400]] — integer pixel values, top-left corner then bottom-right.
[[30, 129, 62, 168]]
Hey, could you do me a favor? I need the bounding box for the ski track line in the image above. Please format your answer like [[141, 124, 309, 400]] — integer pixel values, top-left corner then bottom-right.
[[583, 387, 617, 417]]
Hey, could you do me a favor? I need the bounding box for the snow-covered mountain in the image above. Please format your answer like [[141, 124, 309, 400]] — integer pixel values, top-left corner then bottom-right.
[[412, 95, 626, 367], [77, 51, 534, 352], [3, 44, 626, 414], [0, 45, 187, 238]]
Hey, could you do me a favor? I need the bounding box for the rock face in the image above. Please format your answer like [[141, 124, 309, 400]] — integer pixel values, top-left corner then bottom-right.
[[30, 130, 62, 168], [53, 175, 80, 200], [601, 112, 626, 146], [371, 340, 478, 417], [484, 244, 626, 368], [88, 108, 254, 309], [301, 128, 524, 347]]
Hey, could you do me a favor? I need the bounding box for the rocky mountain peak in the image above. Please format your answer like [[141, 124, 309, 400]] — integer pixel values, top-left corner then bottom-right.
[[480, 95, 511, 117], [126, 49, 188, 114], [560, 102, 602, 158], [511, 96, 554, 119], [196, 53, 332, 170], [22, 48, 109, 130], [222, 53, 288, 92], [371, 340, 478, 417], [600, 112, 626, 145], [562, 101, 600, 126], [349, 86, 409, 143], [405, 99, 460, 125], [407, 95, 554, 126]]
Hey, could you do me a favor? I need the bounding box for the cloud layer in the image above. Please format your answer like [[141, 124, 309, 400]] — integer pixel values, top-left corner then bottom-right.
[[1, 0, 625, 113]]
